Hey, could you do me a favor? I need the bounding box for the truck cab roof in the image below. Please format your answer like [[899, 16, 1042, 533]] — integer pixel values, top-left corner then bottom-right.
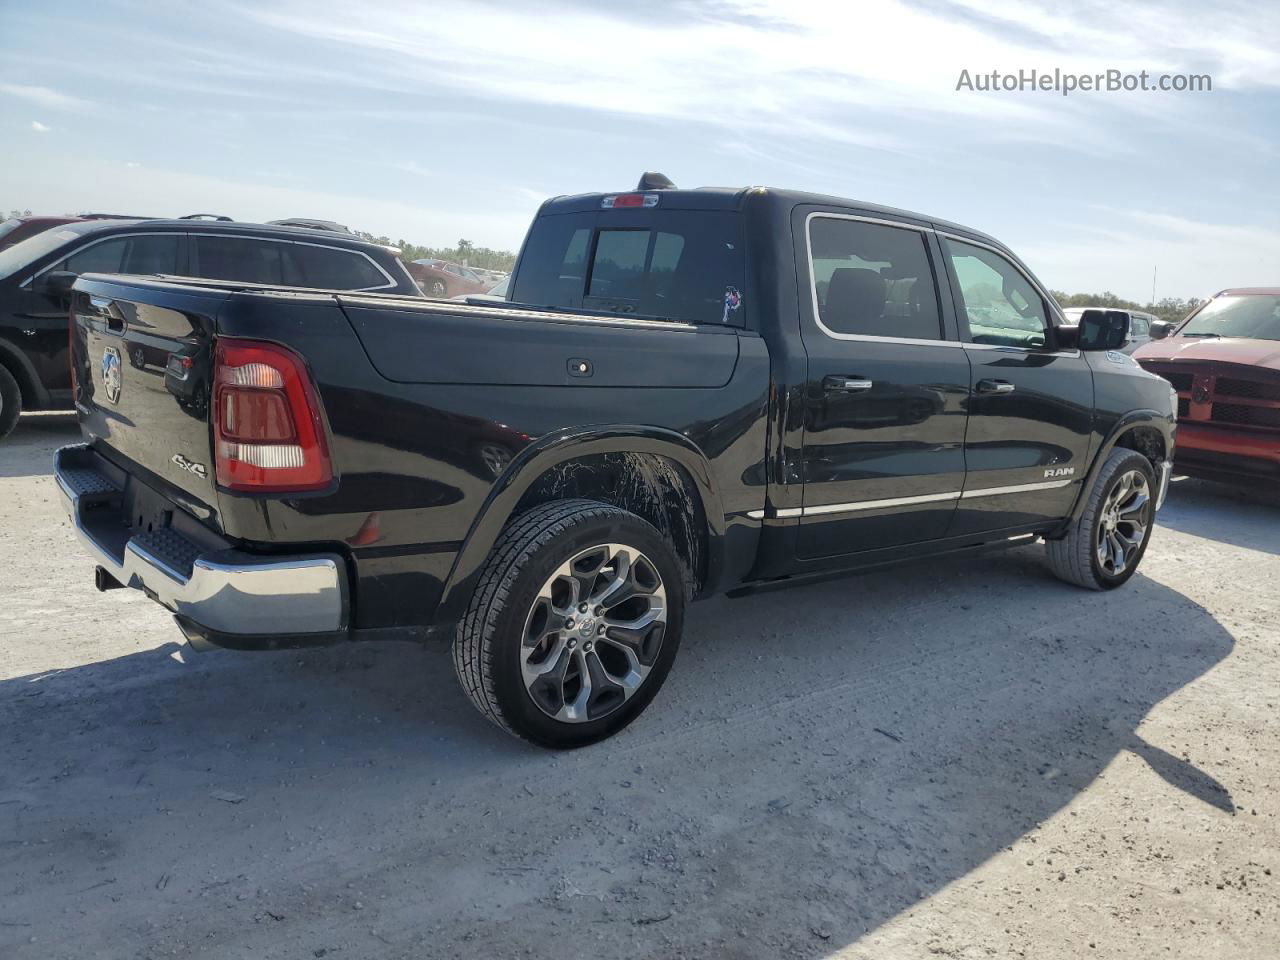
[[538, 185, 1009, 253]]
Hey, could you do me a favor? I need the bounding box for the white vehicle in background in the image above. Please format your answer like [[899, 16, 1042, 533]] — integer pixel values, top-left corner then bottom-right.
[[1063, 307, 1158, 354]]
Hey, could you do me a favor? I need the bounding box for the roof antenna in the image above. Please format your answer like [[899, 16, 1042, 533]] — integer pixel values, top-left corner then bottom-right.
[[636, 171, 676, 190]]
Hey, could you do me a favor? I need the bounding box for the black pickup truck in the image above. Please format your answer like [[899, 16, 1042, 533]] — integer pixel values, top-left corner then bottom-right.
[[56, 177, 1177, 747]]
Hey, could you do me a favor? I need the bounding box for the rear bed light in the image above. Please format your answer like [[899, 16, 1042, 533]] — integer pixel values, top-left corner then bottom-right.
[[213, 339, 332, 492], [601, 193, 659, 209]]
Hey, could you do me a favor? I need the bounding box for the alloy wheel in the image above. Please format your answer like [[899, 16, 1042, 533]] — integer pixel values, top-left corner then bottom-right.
[[1096, 469, 1151, 577], [520, 543, 667, 723]]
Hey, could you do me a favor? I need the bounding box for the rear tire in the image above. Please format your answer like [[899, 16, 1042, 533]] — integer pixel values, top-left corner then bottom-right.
[[453, 499, 686, 748], [0, 365, 21, 440], [1046, 449, 1156, 590]]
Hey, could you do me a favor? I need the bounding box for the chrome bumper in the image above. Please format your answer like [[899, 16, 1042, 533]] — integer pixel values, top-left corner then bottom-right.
[[55, 445, 347, 638], [1156, 459, 1173, 511]]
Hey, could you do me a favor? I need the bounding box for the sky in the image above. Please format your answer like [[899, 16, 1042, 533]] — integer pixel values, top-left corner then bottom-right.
[[1, 0, 1277, 302]]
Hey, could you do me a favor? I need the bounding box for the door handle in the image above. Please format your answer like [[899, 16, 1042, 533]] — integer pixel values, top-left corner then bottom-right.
[[977, 379, 1015, 395], [824, 376, 874, 393]]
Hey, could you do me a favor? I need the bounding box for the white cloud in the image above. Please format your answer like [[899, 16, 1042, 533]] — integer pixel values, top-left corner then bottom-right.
[[1018, 208, 1280, 301], [235, 0, 1279, 157], [30, 120, 50, 133], [1, 83, 92, 111], [10, 153, 538, 249]]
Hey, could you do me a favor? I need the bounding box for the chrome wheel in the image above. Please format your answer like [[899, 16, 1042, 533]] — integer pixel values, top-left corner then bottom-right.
[[521, 543, 667, 723], [1096, 469, 1151, 577]]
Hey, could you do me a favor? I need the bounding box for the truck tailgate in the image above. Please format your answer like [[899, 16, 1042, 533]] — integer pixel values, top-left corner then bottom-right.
[[71, 276, 225, 514]]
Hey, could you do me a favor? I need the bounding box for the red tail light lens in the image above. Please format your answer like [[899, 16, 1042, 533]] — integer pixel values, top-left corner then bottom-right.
[[213, 339, 332, 492]]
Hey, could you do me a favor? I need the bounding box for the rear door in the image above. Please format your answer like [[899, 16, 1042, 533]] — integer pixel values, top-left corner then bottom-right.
[[938, 234, 1093, 535], [795, 211, 971, 559]]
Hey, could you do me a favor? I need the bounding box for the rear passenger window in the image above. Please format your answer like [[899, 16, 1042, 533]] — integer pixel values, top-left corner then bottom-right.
[[122, 235, 179, 275], [193, 236, 284, 284], [808, 217, 942, 340], [283, 245, 387, 289]]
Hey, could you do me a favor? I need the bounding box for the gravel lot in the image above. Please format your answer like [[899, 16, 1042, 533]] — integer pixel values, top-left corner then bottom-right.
[[2, 412, 1278, 959]]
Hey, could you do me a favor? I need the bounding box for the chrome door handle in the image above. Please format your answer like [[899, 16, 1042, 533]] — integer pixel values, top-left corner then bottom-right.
[[977, 379, 1015, 395], [824, 376, 874, 393]]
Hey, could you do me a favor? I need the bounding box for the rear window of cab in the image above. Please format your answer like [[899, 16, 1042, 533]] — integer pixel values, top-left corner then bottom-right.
[[511, 210, 745, 326]]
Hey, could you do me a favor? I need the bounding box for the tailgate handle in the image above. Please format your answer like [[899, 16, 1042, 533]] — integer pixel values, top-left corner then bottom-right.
[[89, 295, 125, 334]]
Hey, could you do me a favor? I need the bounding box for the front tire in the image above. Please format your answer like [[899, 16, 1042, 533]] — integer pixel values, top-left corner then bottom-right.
[[1046, 449, 1156, 590], [0, 365, 22, 440], [453, 499, 686, 747]]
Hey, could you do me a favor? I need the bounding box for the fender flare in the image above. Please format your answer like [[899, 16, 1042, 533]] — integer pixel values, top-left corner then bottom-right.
[[1065, 408, 1174, 525], [0, 337, 50, 408], [435, 425, 726, 624]]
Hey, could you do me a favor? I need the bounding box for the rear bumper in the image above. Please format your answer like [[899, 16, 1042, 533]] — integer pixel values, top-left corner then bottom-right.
[[55, 444, 348, 643]]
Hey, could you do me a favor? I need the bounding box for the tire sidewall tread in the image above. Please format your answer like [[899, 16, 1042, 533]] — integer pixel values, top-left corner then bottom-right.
[[453, 499, 685, 748], [0, 365, 21, 440], [1046, 449, 1156, 590]]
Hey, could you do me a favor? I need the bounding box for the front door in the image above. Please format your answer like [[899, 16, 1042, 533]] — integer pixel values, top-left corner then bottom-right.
[[796, 213, 971, 560], [938, 235, 1094, 535]]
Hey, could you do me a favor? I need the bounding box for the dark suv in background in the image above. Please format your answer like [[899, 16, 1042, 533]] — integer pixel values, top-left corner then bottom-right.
[[0, 218, 421, 437]]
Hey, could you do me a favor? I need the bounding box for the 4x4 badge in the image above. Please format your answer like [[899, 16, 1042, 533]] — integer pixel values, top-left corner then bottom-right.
[[171, 454, 208, 479], [101, 347, 122, 404]]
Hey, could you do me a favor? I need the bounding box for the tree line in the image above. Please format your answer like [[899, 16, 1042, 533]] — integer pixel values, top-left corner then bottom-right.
[[1050, 290, 1203, 325], [355, 233, 518, 272]]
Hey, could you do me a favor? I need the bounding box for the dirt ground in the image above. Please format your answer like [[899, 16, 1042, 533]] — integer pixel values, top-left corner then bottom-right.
[[2, 411, 1277, 960]]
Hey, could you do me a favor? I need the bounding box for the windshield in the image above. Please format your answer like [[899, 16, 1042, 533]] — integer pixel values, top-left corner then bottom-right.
[[0, 224, 103, 279], [1181, 294, 1280, 341]]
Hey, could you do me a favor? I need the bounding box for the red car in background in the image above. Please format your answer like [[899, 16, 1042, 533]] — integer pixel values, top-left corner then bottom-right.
[[0, 213, 155, 250], [0, 216, 85, 251], [1135, 287, 1280, 485], [404, 258, 492, 298]]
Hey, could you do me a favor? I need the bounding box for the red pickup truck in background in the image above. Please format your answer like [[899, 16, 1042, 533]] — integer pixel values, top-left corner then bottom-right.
[[1136, 288, 1280, 486]]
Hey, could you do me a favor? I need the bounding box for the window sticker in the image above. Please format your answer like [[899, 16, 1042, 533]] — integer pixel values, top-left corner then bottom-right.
[[723, 286, 742, 323]]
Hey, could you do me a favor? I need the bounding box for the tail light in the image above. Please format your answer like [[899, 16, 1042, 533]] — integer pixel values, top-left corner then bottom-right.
[[213, 338, 332, 492]]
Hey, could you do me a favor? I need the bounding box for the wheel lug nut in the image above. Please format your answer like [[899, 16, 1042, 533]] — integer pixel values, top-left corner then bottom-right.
[[584, 642, 593, 652], [578, 603, 588, 613], [565, 618, 575, 628], [597, 624, 606, 634], [594, 606, 603, 616], [568, 639, 577, 648]]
